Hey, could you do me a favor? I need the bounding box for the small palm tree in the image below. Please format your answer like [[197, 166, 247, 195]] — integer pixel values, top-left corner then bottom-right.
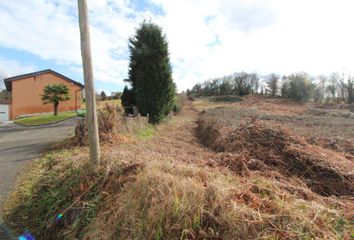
[[41, 84, 71, 115]]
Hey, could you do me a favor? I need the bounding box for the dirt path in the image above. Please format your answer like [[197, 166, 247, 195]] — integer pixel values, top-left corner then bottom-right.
[[103, 103, 216, 168]]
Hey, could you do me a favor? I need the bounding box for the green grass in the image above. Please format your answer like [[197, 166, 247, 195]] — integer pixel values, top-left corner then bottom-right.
[[2, 149, 104, 239], [76, 109, 87, 117], [138, 125, 155, 140], [209, 95, 243, 102], [14, 112, 77, 126]]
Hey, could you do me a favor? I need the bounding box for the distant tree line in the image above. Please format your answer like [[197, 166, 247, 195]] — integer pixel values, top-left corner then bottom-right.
[[0, 71, 12, 101], [187, 72, 354, 103], [96, 91, 122, 101], [187, 72, 260, 97]]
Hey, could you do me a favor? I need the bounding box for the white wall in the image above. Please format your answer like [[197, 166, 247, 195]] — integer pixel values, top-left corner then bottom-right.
[[0, 104, 9, 122]]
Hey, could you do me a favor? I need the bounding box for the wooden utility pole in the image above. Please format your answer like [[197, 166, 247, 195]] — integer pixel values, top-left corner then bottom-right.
[[77, 0, 100, 163]]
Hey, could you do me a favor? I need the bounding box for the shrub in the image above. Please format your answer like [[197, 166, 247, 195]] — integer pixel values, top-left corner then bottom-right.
[[74, 104, 120, 145], [76, 109, 87, 117], [121, 86, 135, 115]]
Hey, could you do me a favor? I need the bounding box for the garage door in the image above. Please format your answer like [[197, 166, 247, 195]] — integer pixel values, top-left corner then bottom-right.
[[0, 104, 9, 122]]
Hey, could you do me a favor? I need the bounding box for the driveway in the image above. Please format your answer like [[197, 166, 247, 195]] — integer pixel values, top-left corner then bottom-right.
[[0, 117, 80, 207]]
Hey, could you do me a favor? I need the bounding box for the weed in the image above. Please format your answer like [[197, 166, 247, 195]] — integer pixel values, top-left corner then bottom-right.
[[155, 224, 163, 240], [192, 211, 202, 230], [138, 125, 155, 140], [333, 217, 349, 236], [2, 150, 105, 240]]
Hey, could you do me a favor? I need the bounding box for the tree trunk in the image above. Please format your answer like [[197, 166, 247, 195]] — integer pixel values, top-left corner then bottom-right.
[[348, 80, 354, 104], [54, 102, 59, 115]]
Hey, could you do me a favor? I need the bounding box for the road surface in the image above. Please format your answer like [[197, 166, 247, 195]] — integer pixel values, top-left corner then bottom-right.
[[0, 118, 79, 208]]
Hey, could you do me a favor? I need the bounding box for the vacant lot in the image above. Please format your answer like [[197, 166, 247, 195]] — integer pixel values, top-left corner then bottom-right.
[[2, 96, 353, 239], [198, 96, 354, 154]]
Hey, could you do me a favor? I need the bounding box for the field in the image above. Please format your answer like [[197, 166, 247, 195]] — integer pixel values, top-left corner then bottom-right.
[[198, 96, 354, 156], [95, 99, 121, 109], [2, 96, 353, 239]]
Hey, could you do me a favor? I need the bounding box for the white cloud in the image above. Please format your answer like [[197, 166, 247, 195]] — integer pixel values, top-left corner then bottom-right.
[[1, 0, 354, 92], [0, 57, 36, 77]]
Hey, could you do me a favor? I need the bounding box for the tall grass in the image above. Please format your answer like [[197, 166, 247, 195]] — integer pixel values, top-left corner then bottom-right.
[[83, 161, 348, 239]]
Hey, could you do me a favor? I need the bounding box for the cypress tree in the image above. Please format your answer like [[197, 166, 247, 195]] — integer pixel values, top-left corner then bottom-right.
[[127, 21, 175, 123], [121, 86, 135, 115]]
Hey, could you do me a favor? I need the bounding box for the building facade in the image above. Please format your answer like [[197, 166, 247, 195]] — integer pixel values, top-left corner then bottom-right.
[[3, 69, 84, 120]]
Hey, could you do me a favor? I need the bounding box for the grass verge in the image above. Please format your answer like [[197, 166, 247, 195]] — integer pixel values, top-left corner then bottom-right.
[[14, 112, 77, 126], [84, 160, 352, 239], [2, 149, 102, 239], [3, 149, 352, 239]]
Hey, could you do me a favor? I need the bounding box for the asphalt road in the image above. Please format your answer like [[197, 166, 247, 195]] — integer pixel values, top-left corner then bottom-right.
[[0, 118, 79, 208]]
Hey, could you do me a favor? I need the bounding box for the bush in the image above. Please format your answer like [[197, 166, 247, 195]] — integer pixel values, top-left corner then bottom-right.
[[74, 104, 120, 145], [121, 86, 136, 115], [76, 109, 87, 117]]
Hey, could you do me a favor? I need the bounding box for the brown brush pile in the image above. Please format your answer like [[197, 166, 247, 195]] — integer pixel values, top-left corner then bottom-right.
[[74, 104, 120, 145], [73, 104, 148, 146], [198, 115, 354, 197], [307, 136, 354, 156]]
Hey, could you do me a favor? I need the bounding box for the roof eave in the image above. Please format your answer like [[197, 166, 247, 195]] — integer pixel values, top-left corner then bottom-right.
[[4, 80, 12, 92], [3, 69, 84, 90]]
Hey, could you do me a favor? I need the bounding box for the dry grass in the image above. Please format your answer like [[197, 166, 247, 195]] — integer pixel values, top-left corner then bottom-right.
[[83, 159, 351, 240], [2, 98, 353, 239], [73, 104, 150, 146]]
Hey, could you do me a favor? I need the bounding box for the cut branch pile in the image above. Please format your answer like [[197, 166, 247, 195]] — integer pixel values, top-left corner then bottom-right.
[[198, 115, 354, 197]]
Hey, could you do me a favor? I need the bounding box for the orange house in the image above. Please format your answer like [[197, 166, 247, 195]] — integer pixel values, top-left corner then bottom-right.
[[4, 69, 84, 120]]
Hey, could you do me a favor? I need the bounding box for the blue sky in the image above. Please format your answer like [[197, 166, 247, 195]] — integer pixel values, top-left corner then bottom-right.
[[1, 0, 354, 94]]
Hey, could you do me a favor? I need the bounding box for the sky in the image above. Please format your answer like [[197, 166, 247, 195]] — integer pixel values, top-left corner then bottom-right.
[[1, 0, 354, 94]]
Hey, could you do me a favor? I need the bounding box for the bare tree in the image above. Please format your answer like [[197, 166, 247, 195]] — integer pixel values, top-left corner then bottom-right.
[[313, 75, 327, 103], [0, 71, 12, 101], [340, 75, 354, 104], [219, 77, 233, 95], [249, 73, 259, 94], [266, 73, 280, 98], [326, 72, 340, 102], [232, 72, 254, 96]]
